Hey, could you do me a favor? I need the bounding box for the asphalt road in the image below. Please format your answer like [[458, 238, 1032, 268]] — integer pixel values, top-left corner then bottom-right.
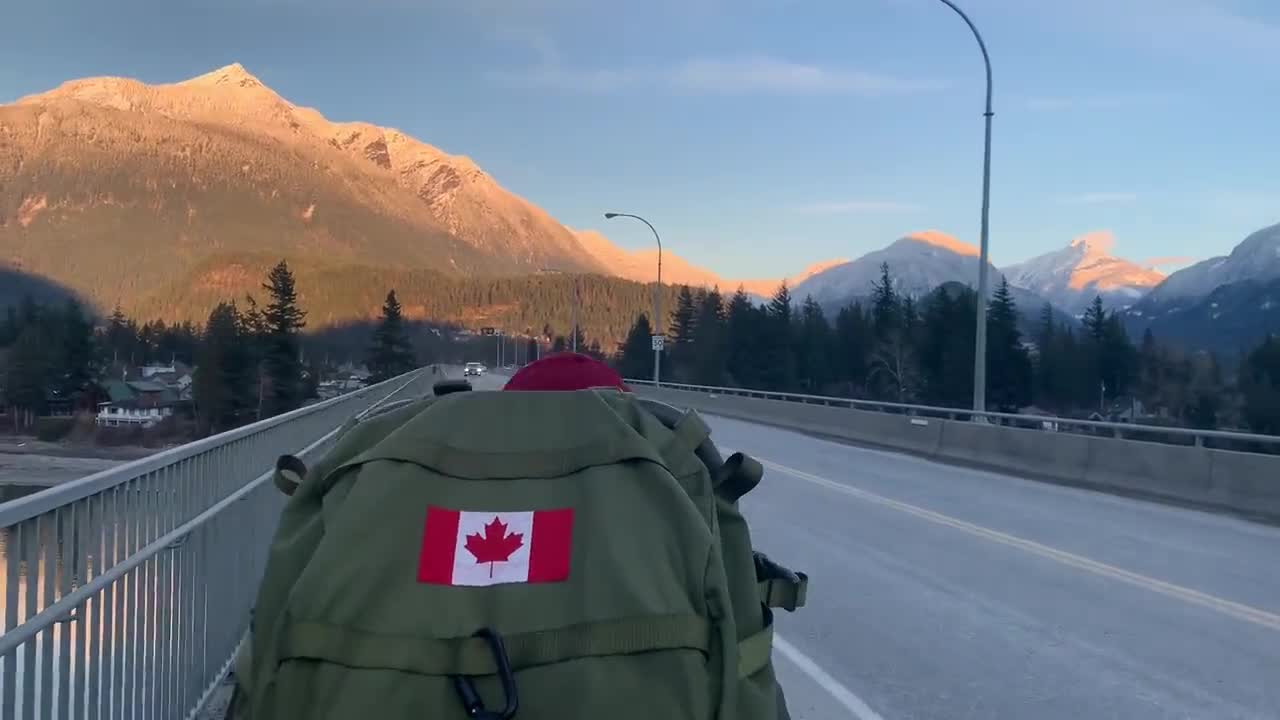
[[432, 370, 1280, 718], [708, 414, 1280, 720]]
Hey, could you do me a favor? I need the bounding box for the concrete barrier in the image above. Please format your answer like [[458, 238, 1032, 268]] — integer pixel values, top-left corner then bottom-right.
[[937, 420, 1091, 484], [633, 385, 1280, 521], [1206, 451, 1280, 518]]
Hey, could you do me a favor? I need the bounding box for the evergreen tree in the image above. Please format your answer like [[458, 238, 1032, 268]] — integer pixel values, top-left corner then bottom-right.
[[796, 296, 832, 392], [104, 305, 139, 367], [986, 277, 1032, 411], [0, 305, 18, 346], [917, 285, 976, 407], [871, 263, 899, 341], [366, 290, 416, 384], [668, 286, 700, 381], [1083, 295, 1107, 343], [691, 288, 728, 386], [6, 323, 52, 427], [867, 265, 916, 401], [669, 285, 698, 344], [1100, 313, 1138, 402], [760, 283, 798, 391], [55, 299, 96, 401], [833, 302, 873, 394], [1240, 335, 1280, 434], [725, 288, 765, 388], [194, 302, 252, 434], [261, 261, 308, 416], [618, 314, 654, 379], [1034, 303, 1059, 409]]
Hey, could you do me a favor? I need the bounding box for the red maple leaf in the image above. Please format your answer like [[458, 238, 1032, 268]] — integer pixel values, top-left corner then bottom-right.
[[464, 517, 525, 577]]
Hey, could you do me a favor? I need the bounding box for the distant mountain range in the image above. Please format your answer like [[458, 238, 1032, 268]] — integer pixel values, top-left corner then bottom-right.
[[1, 63, 1275, 352], [0, 63, 818, 324], [793, 231, 1075, 334], [1001, 231, 1165, 315], [1123, 223, 1280, 351]]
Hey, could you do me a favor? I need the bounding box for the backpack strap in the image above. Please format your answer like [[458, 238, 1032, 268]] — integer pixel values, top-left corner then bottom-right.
[[736, 606, 775, 679], [277, 614, 713, 676], [754, 552, 808, 612]]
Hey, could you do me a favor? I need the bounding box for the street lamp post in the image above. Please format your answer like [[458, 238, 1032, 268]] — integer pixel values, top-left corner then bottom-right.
[[604, 212, 663, 386], [937, 0, 994, 414]]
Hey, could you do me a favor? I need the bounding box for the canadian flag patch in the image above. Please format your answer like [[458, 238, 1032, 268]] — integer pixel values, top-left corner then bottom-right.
[[417, 506, 575, 586]]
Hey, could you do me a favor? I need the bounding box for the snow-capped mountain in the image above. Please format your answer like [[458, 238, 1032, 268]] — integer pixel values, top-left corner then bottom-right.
[[793, 231, 1067, 332], [1000, 231, 1164, 314], [1136, 222, 1280, 307], [1124, 221, 1280, 350], [795, 231, 993, 303]]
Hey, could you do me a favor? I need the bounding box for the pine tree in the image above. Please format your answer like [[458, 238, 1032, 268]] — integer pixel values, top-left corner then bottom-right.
[[0, 305, 18, 346], [366, 290, 416, 384], [261, 261, 308, 416], [669, 285, 698, 344], [871, 262, 899, 341], [1241, 335, 1280, 434], [104, 305, 137, 367], [691, 289, 728, 385], [917, 285, 976, 407], [986, 277, 1032, 411], [194, 302, 251, 434], [1034, 302, 1059, 409], [725, 288, 764, 388], [1083, 295, 1107, 343], [759, 283, 798, 391], [6, 323, 51, 427], [618, 314, 654, 379], [796, 296, 832, 392], [56, 299, 96, 402], [668, 286, 700, 381], [833, 302, 873, 394]]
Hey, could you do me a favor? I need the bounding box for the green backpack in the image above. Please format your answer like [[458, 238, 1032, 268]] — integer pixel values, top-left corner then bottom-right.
[[235, 384, 808, 720]]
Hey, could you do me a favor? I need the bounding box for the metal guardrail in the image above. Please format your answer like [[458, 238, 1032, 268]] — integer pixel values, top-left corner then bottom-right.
[[0, 368, 434, 720], [625, 379, 1280, 450]]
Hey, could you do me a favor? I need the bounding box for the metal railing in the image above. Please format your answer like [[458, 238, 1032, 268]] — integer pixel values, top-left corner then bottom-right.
[[0, 368, 435, 720], [625, 378, 1280, 452]]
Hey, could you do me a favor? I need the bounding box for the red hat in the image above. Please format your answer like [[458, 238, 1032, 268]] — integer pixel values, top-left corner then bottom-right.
[[502, 352, 630, 392]]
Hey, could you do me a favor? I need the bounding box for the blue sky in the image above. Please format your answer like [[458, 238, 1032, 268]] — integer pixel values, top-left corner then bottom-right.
[[2, 0, 1278, 278]]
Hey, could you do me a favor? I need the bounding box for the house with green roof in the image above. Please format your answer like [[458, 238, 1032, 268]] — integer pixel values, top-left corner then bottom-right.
[[95, 379, 184, 428]]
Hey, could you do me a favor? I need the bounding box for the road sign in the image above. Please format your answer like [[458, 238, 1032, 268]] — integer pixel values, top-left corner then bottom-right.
[[481, 327, 496, 336], [651, 334, 665, 351]]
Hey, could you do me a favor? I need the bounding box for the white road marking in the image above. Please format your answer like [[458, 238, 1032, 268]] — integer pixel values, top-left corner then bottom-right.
[[757, 455, 1280, 633], [774, 633, 888, 720]]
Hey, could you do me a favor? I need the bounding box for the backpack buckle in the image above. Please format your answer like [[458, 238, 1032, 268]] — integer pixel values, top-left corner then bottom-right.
[[451, 627, 519, 719]]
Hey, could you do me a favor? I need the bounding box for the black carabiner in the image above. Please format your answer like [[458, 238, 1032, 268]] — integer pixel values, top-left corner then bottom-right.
[[450, 627, 519, 720]]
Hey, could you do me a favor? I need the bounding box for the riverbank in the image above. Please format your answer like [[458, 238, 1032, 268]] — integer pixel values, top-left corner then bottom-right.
[[0, 439, 163, 504]]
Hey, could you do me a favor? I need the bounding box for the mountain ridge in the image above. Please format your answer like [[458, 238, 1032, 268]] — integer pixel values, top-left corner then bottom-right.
[[0, 62, 811, 325], [1001, 230, 1165, 314]]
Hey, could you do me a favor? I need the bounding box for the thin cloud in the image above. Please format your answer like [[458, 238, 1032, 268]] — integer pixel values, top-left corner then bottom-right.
[[490, 56, 939, 96], [795, 200, 924, 215], [1057, 192, 1139, 206], [670, 57, 942, 95]]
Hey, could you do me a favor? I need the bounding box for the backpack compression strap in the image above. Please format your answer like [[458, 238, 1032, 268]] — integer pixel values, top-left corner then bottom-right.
[[631, 396, 808, 612]]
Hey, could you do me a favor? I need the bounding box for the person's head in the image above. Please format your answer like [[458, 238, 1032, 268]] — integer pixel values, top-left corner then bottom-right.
[[502, 352, 630, 392]]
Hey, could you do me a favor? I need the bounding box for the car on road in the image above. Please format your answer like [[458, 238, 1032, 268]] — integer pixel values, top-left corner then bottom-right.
[[464, 362, 486, 377]]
